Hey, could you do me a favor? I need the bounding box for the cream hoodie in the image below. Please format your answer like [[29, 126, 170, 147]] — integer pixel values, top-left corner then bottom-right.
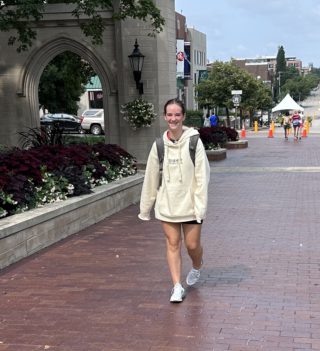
[[138, 127, 210, 223]]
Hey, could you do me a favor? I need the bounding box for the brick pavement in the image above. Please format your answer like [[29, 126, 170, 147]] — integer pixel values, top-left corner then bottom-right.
[[1, 131, 320, 350]]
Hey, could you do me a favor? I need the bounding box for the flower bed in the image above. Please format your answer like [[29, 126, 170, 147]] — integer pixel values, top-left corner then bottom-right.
[[0, 143, 137, 218], [198, 126, 239, 150]]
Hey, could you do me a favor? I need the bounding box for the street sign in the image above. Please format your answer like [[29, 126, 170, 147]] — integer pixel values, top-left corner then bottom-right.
[[232, 95, 241, 105], [231, 90, 242, 95]]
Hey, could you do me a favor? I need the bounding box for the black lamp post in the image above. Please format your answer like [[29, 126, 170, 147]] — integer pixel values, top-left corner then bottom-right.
[[128, 39, 145, 95]]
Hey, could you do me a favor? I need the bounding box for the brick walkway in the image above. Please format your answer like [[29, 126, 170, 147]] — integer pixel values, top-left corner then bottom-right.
[[1, 130, 320, 351]]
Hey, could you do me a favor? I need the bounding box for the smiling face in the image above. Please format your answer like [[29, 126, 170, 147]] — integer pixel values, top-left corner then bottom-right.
[[164, 102, 185, 136]]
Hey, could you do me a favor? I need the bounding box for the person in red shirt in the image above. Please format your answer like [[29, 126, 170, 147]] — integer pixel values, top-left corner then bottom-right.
[[291, 111, 301, 140]]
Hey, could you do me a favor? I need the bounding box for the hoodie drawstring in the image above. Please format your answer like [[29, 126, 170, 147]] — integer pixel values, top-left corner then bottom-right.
[[178, 143, 182, 183], [165, 144, 171, 183]]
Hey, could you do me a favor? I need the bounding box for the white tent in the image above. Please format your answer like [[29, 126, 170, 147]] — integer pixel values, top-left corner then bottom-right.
[[272, 93, 304, 113]]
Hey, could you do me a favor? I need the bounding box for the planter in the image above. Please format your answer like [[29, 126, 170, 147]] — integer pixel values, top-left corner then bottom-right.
[[206, 148, 227, 161], [225, 140, 248, 149], [0, 173, 144, 270]]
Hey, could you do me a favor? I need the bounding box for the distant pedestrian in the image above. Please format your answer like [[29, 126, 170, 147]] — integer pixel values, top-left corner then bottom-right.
[[209, 113, 219, 126], [203, 113, 211, 127], [282, 112, 291, 140], [138, 98, 210, 303], [298, 110, 304, 138], [291, 110, 302, 140]]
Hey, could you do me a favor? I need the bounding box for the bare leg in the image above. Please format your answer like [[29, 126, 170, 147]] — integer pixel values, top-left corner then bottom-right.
[[162, 221, 182, 285], [182, 223, 203, 269]]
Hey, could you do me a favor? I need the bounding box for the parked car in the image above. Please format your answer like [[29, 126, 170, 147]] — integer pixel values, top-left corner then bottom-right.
[[40, 113, 83, 134], [80, 109, 105, 135]]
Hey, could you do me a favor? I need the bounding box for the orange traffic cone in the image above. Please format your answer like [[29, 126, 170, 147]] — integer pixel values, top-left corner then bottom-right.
[[241, 125, 246, 138], [268, 125, 273, 138], [302, 127, 307, 138]]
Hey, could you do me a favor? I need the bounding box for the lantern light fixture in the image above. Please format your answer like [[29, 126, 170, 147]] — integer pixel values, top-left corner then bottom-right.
[[128, 39, 145, 95]]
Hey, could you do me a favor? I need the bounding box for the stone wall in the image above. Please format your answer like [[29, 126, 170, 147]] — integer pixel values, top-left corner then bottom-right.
[[0, 173, 144, 270]]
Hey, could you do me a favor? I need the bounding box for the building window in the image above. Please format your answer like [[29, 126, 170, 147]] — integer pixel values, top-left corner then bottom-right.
[[89, 91, 103, 108]]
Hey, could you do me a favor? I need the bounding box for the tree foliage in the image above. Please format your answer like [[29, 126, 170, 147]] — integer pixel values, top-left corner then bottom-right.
[[196, 61, 272, 125], [0, 0, 165, 52], [39, 51, 95, 114], [276, 45, 286, 75], [275, 45, 287, 100], [310, 66, 320, 78], [281, 72, 320, 102]]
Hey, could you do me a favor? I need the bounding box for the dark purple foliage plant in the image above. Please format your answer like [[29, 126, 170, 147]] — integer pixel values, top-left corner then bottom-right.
[[0, 143, 136, 218], [198, 126, 239, 149]]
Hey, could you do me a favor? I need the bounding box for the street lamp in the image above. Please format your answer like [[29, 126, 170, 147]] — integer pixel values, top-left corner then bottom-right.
[[128, 39, 145, 95]]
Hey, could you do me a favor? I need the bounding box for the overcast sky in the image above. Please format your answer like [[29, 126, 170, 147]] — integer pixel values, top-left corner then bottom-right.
[[174, 0, 320, 67]]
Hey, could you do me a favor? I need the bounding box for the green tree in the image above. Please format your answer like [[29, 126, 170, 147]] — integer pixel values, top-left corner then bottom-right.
[[242, 78, 273, 126], [276, 45, 286, 73], [310, 66, 320, 78], [0, 0, 165, 52], [281, 72, 320, 102], [196, 61, 272, 127], [275, 45, 286, 100], [39, 52, 95, 114]]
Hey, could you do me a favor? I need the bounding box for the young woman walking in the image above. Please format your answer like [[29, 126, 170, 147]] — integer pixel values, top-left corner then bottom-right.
[[138, 98, 210, 303]]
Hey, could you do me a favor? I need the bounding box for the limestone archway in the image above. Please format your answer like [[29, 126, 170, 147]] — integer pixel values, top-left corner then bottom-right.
[[17, 36, 118, 140], [0, 1, 176, 162]]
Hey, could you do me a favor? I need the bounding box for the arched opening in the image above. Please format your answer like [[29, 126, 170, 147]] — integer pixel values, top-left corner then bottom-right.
[[18, 36, 118, 140], [39, 51, 106, 135]]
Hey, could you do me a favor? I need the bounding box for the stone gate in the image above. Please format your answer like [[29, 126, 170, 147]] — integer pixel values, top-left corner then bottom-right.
[[0, 1, 176, 163]]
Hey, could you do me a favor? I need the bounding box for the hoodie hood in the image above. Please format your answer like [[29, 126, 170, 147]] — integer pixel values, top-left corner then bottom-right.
[[162, 126, 199, 145]]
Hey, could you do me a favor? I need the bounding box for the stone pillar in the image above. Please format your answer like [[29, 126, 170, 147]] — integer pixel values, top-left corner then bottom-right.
[[114, 0, 176, 163]]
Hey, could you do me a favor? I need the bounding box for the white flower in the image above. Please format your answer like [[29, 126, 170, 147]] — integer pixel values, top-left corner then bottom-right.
[[0, 209, 8, 218], [121, 98, 156, 130], [67, 184, 74, 195]]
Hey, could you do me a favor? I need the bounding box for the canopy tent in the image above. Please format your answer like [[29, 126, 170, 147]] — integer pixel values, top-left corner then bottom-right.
[[272, 93, 304, 113]]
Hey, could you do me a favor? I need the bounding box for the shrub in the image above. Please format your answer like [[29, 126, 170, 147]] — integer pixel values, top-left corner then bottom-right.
[[198, 126, 238, 149], [63, 135, 105, 145], [19, 126, 64, 148], [0, 145, 9, 154], [0, 143, 136, 218], [185, 110, 203, 128], [198, 127, 227, 150], [220, 126, 239, 141]]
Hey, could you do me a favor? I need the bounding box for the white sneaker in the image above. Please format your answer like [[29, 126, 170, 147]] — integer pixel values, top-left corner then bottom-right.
[[170, 283, 186, 303], [186, 267, 201, 286]]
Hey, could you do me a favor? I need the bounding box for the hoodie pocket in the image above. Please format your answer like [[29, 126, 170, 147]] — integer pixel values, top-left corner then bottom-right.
[[157, 188, 194, 218]]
